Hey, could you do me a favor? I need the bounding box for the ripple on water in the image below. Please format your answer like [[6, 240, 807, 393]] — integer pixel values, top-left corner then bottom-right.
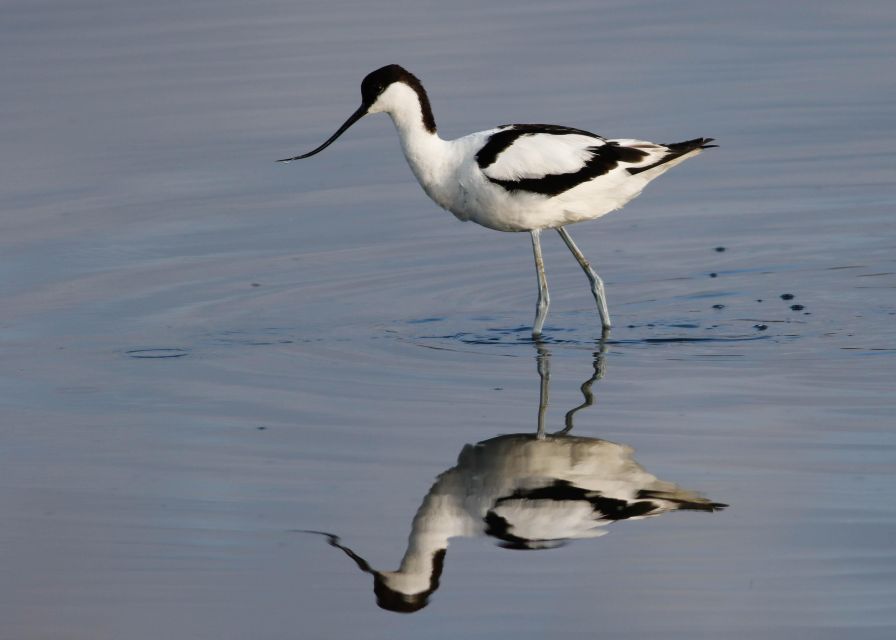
[[125, 348, 190, 359], [389, 313, 779, 354]]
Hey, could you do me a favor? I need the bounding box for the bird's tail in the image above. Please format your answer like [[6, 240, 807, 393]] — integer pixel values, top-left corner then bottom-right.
[[664, 137, 718, 152], [637, 488, 728, 512], [625, 137, 717, 177]]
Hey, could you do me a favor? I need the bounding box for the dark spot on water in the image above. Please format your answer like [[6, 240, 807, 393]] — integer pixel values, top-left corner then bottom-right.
[[756, 299, 763, 303], [714, 246, 726, 252], [126, 348, 189, 359], [620, 335, 769, 345], [709, 272, 718, 278], [251, 283, 261, 287], [754, 324, 768, 331], [790, 304, 804, 311], [712, 304, 725, 310], [257, 426, 267, 431], [494, 387, 503, 391], [781, 293, 794, 300], [408, 317, 444, 324]]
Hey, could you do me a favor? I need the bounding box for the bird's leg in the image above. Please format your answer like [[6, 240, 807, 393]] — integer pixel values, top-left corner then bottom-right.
[[530, 229, 550, 337], [556, 226, 611, 331]]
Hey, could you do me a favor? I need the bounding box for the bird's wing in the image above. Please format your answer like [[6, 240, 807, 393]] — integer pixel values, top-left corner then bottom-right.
[[477, 125, 710, 197], [476, 125, 609, 180]]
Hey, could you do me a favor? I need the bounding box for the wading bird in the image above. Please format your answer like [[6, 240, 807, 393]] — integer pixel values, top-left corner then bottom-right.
[[280, 65, 715, 336]]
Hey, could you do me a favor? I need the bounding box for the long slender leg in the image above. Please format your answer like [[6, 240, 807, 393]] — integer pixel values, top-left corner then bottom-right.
[[556, 226, 611, 331], [530, 229, 550, 337]]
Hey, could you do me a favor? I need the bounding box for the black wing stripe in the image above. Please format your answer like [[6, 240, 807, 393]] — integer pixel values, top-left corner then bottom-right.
[[493, 479, 660, 521], [475, 124, 604, 170], [486, 141, 648, 197]]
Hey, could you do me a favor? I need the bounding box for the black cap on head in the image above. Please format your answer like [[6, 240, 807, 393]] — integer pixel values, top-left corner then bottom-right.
[[359, 64, 436, 133], [361, 64, 410, 107]]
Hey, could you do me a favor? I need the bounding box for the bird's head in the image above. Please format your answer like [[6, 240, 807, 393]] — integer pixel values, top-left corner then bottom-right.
[[277, 64, 434, 163]]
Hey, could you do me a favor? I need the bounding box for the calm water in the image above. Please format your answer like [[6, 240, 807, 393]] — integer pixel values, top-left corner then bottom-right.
[[2, 1, 895, 638]]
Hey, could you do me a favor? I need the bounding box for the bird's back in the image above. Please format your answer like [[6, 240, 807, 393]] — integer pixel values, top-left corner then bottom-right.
[[438, 125, 713, 231]]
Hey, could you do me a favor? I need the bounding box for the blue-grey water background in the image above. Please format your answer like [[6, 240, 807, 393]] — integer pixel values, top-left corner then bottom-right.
[[2, 1, 894, 638]]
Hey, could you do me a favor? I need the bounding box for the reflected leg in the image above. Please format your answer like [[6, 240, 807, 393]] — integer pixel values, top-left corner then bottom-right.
[[535, 341, 550, 439], [555, 337, 607, 435], [556, 226, 611, 331]]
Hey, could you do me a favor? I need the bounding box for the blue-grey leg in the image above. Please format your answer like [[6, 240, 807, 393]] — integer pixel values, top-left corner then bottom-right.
[[530, 229, 550, 337], [556, 226, 611, 331]]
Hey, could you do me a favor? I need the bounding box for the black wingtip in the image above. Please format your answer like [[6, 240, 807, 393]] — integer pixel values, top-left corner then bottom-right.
[[662, 137, 718, 153]]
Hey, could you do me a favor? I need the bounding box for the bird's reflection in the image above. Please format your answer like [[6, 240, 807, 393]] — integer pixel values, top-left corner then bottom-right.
[[306, 341, 726, 613]]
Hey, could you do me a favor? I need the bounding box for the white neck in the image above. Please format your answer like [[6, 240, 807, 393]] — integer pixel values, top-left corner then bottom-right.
[[379, 471, 472, 595], [370, 83, 453, 208]]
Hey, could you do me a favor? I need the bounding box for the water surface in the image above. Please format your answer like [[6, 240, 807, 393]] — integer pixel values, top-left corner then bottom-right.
[[2, 1, 894, 638]]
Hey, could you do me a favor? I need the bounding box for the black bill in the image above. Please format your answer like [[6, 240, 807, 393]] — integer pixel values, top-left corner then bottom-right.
[[277, 104, 368, 162]]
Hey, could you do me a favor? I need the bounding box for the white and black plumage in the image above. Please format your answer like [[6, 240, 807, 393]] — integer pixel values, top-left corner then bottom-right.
[[280, 64, 716, 335], [306, 433, 726, 613]]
